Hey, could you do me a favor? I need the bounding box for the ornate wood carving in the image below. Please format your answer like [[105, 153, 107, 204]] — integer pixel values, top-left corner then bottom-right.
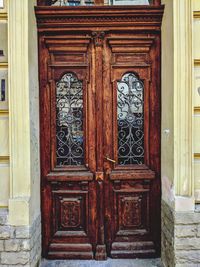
[[61, 198, 81, 228], [92, 31, 105, 47], [120, 196, 142, 228], [35, 6, 164, 32]]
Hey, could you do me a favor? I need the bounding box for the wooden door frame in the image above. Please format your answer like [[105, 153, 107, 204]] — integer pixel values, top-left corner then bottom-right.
[[35, 5, 164, 259]]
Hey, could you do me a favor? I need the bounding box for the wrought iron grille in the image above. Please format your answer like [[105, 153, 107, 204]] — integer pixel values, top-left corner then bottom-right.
[[56, 73, 84, 166], [117, 73, 144, 165]]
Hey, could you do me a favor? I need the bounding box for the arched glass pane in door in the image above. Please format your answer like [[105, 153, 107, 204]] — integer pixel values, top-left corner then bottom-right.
[[56, 73, 84, 166], [117, 72, 144, 165]]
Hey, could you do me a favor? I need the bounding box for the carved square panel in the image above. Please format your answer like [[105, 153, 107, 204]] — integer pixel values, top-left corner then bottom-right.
[[116, 190, 149, 234], [60, 198, 82, 228], [119, 195, 142, 228], [52, 190, 88, 237]]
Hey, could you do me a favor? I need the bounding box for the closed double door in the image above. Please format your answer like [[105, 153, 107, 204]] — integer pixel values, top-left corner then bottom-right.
[[39, 25, 161, 260]]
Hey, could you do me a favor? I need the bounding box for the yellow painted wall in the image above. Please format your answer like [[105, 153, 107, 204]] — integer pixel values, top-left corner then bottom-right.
[[193, 0, 200, 11], [193, 4, 200, 202], [161, 0, 175, 205], [0, 0, 9, 207], [28, 0, 40, 223], [7, 0, 40, 225]]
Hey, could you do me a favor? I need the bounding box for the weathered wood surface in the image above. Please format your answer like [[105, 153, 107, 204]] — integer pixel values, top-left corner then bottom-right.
[[36, 4, 163, 260]]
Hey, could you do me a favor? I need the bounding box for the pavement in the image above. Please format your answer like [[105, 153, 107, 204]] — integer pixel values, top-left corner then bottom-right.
[[41, 258, 162, 267]]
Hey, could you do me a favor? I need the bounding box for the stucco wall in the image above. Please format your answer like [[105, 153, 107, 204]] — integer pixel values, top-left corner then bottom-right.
[[0, 0, 9, 209], [0, 0, 41, 266], [28, 0, 40, 225], [161, 0, 174, 207], [193, 0, 200, 202]]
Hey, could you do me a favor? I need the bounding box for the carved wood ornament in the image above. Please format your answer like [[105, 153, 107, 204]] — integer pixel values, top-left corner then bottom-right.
[[35, 3, 164, 260], [92, 31, 105, 47]]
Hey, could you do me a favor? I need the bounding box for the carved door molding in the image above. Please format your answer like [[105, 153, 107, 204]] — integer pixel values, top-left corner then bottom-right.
[[35, 5, 164, 260]]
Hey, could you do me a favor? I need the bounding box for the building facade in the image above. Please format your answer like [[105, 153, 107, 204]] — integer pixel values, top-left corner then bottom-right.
[[0, 0, 200, 266]]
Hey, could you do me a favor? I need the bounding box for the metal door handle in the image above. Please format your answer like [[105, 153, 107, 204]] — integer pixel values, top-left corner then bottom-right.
[[105, 156, 116, 163]]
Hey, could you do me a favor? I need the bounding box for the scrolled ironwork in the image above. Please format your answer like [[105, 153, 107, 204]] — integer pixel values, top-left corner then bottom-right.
[[117, 72, 144, 165], [56, 73, 84, 166]]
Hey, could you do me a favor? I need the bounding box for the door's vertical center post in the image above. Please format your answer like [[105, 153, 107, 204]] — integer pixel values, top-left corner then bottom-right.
[[93, 31, 107, 260]]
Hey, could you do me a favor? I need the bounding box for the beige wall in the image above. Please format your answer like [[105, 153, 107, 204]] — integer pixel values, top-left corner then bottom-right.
[[193, 0, 200, 11], [193, 2, 200, 202], [28, 0, 40, 223], [161, 0, 194, 211], [161, 0, 175, 205], [0, 0, 9, 208], [7, 0, 40, 225], [0, 0, 40, 225]]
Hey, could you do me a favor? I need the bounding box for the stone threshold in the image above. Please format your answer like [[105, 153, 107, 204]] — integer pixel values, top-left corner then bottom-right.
[[41, 258, 162, 267]]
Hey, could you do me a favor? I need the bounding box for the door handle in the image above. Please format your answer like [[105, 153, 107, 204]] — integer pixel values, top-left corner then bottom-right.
[[105, 156, 116, 164]]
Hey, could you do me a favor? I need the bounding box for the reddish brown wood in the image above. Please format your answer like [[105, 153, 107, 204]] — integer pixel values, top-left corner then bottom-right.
[[94, 0, 104, 5], [36, 5, 164, 260]]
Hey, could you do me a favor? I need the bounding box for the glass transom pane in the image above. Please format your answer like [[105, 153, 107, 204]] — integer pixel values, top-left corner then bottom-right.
[[110, 0, 150, 5], [51, 0, 94, 5], [50, 0, 151, 5]]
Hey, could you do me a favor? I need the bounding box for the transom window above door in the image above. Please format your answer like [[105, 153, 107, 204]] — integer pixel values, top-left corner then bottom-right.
[[37, 0, 155, 6]]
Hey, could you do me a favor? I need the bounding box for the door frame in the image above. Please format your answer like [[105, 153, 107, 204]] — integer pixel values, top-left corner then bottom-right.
[[35, 4, 164, 260]]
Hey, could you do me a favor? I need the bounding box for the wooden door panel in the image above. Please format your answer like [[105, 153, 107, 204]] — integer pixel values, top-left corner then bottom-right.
[[110, 180, 153, 258], [107, 180, 156, 258], [47, 181, 96, 259], [104, 34, 161, 258], [40, 34, 97, 259]]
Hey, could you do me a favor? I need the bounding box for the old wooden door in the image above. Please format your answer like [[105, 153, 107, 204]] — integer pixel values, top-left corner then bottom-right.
[[36, 4, 164, 260]]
